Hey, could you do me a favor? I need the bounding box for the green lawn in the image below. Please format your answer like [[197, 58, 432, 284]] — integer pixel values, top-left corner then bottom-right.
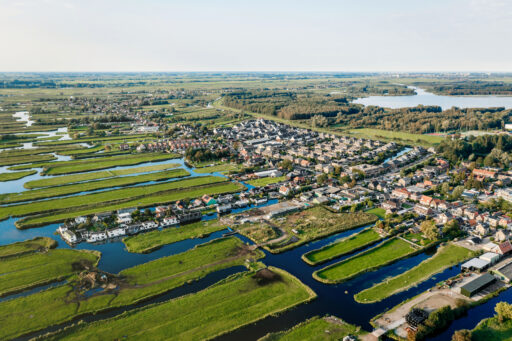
[[46, 267, 316, 341], [16, 182, 244, 228], [0, 248, 100, 297], [472, 316, 512, 341], [246, 175, 288, 187], [347, 128, 445, 146], [124, 220, 228, 253], [0, 237, 263, 340], [0, 170, 37, 182], [194, 163, 242, 174], [0, 154, 56, 166], [24, 163, 180, 189], [302, 228, 382, 265], [10, 153, 180, 175], [0, 176, 226, 221], [260, 316, 365, 341], [366, 207, 386, 219], [0, 237, 56, 258], [0, 169, 189, 204], [313, 238, 418, 284], [354, 243, 475, 303]]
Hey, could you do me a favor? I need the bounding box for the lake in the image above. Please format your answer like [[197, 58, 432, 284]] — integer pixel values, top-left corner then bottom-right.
[[353, 86, 512, 110]]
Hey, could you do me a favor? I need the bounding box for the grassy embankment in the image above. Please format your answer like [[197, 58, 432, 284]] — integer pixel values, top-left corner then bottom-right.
[[313, 238, 419, 284], [302, 227, 383, 266], [0, 248, 100, 297], [194, 163, 242, 174], [0, 237, 263, 340], [9, 153, 180, 175], [0, 237, 56, 259], [0, 144, 87, 157], [44, 267, 316, 341], [13, 180, 245, 228], [33, 134, 150, 147], [0, 168, 190, 204], [346, 128, 445, 147], [472, 316, 512, 341], [354, 243, 476, 303], [259, 316, 366, 341], [238, 206, 378, 254], [0, 175, 226, 221], [0, 154, 56, 166], [124, 220, 228, 253], [246, 175, 288, 187], [24, 163, 180, 189], [0, 170, 37, 182]]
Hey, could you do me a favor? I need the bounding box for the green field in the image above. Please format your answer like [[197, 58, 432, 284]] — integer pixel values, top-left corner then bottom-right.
[[472, 316, 512, 341], [24, 163, 180, 188], [0, 248, 100, 297], [15, 181, 244, 228], [0, 176, 226, 221], [194, 163, 242, 174], [0, 168, 189, 204], [302, 228, 382, 265], [46, 267, 316, 341], [354, 243, 475, 303], [366, 207, 386, 219], [124, 220, 228, 253], [260, 316, 365, 341], [246, 175, 288, 187], [33, 134, 150, 147], [0, 170, 37, 182], [313, 238, 418, 284], [0, 237, 263, 340], [10, 153, 180, 175], [347, 128, 445, 146], [0, 237, 56, 258], [0, 144, 86, 157], [0, 153, 56, 166]]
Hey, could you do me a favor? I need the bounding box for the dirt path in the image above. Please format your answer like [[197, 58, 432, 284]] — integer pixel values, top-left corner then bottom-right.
[[373, 288, 467, 333], [256, 219, 289, 247]]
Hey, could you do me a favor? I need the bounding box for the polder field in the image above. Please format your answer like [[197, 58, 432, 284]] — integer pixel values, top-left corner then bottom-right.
[[0, 74, 504, 341]]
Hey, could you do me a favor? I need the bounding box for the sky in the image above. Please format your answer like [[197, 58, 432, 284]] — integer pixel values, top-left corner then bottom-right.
[[1, 0, 511, 72]]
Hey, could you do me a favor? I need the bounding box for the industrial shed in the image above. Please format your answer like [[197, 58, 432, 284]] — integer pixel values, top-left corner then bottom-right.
[[480, 252, 500, 265], [461, 258, 490, 272], [460, 273, 496, 297]]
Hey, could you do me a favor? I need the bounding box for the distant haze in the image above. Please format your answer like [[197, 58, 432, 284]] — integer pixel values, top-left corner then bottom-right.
[[1, 0, 511, 72]]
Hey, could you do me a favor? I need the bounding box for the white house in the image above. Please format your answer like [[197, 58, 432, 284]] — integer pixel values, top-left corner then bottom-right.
[[86, 231, 107, 243], [162, 216, 179, 226], [117, 212, 133, 224], [107, 227, 126, 238]]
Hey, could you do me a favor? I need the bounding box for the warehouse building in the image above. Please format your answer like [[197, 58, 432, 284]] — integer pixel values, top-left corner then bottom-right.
[[460, 273, 496, 297]]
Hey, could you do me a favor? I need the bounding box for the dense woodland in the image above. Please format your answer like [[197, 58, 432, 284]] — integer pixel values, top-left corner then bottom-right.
[[223, 90, 512, 133], [418, 81, 512, 95], [437, 134, 512, 166]]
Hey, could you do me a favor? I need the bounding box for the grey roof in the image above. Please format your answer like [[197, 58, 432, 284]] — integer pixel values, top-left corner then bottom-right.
[[461, 258, 489, 270], [461, 273, 496, 293]]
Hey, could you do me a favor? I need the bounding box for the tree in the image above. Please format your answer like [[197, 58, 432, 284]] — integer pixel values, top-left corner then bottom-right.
[[452, 330, 472, 341], [279, 159, 293, 171], [420, 220, 440, 240], [441, 182, 450, 195], [495, 302, 512, 323], [451, 185, 464, 200], [443, 219, 462, 239], [317, 173, 328, 185]]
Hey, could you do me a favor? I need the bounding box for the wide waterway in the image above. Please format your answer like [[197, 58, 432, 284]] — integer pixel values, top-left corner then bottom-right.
[[353, 86, 512, 110]]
